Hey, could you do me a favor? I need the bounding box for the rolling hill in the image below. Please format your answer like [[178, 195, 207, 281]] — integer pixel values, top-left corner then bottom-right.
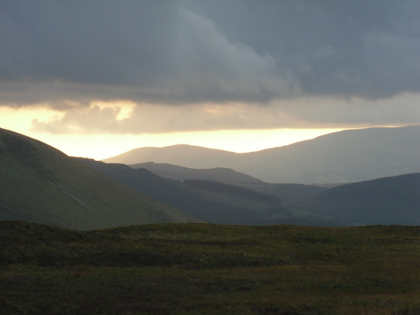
[[88, 161, 299, 225], [0, 128, 189, 229], [133, 161, 326, 208], [106, 126, 420, 184]]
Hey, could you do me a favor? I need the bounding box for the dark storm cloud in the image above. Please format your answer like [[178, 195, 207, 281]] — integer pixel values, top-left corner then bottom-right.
[[0, 0, 298, 105], [0, 1, 177, 84], [189, 0, 420, 99], [2, 0, 420, 107], [2, 0, 420, 135], [0, 0, 180, 104]]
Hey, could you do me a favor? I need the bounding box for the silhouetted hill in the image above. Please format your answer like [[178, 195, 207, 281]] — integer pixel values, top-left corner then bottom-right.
[[0, 128, 189, 229], [303, 173, 420, 225], [106, 126, 420, 184]]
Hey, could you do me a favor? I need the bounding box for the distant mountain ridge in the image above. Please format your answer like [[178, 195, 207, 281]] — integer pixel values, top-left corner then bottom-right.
[[105, 126, 420, 184], [132, 162, 263, 186], [133, 161, 325, 208], [106, 144, 237, 169]]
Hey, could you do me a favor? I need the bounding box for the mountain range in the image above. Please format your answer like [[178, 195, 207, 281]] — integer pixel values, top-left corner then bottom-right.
[[106, 126, 420, 184], [131, 159, 420, 226], [0, 128, 297, 227], [1, 126, 420, 228]]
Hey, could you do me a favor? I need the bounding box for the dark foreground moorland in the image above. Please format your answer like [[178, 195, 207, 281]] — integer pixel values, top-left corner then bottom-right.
[[2, 222, 420, 315]]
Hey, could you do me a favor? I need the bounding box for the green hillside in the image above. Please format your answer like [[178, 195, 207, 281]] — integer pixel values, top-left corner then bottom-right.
[[3, 221, 420, 314], [0, 128, 189, 229]]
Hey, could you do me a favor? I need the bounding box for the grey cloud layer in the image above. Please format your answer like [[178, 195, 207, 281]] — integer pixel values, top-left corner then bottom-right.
[[2, 0, 420, 106], [32, 94, 420, 134], [0, 0, 298, 105]]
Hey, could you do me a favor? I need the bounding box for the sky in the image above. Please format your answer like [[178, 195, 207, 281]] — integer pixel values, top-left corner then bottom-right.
[[1, 0, 419, 159]]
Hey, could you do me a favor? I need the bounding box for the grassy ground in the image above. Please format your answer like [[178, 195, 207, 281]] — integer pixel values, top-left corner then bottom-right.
[[2, 221, 420, 314]]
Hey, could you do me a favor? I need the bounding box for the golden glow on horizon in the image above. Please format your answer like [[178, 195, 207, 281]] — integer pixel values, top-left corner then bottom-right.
[[0, 106, 64, 131], [0, 106, 345, 160], [93, 100, 136, 120]]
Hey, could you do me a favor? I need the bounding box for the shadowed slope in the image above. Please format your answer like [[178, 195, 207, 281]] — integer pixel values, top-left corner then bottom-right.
[[303, 173, 420, 225], [132, 162, 326, 209], [0, 128, 189, 229], [88, 161, 298, 225]]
